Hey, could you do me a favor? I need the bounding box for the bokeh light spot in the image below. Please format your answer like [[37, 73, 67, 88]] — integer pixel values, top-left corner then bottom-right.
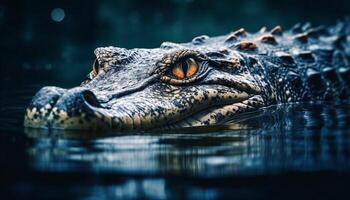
[[51, 8, 65, 22]]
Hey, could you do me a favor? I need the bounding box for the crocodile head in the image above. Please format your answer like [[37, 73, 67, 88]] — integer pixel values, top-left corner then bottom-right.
[[24, 36, 265, 131]]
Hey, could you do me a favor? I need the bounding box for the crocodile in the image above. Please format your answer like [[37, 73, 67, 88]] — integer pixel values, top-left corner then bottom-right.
[[24, 19, 350, 131]]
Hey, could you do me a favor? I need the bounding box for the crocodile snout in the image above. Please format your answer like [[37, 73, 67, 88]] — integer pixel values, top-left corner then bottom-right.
[[24, 86, 111, 130]]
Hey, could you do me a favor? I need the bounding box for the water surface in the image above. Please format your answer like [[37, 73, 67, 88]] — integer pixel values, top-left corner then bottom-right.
[[1, 82, 350, 199]]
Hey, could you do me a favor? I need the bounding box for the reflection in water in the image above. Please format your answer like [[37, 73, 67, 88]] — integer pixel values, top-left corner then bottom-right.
[[1, 89, 350, 199], [14, 103, 350, 199], [26, 103, 350, 177], [1, 83, 349, 199]]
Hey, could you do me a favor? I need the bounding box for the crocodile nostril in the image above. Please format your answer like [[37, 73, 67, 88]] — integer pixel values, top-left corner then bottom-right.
[[83, 90, 101, 107]]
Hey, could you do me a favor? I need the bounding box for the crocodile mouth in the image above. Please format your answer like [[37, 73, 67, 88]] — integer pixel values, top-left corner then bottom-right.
[[24, 83, 263, 131], [163, 94, 263, 129]]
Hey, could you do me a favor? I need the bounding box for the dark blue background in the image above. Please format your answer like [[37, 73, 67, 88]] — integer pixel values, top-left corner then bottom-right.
[[1, 0, 349, 86]]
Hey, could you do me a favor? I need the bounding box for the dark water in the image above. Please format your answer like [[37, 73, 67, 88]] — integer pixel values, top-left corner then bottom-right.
[[1, 82, 350, 199]]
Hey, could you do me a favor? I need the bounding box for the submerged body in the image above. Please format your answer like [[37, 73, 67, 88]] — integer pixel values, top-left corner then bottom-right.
[[24, 19, 350, 131]]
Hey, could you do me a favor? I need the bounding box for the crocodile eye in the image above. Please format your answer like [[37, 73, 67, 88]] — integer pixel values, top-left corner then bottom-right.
[[81, 59, 101, 85], [172, 63, 185, 79], [158, 51, 209, 85], [186, 58, 198, 77], [171, 58, 198, 79], [92, 59, 100, 77]]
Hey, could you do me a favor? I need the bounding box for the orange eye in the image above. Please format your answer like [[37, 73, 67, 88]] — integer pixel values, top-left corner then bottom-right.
[[92, 59, 100, 77], [172, 63, 185, 79], [186, 58, 198, 78], [171, 58, 199, 79]]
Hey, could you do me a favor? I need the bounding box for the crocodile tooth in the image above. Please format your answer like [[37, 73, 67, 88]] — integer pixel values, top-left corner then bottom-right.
[[270, 25, 282, 35]]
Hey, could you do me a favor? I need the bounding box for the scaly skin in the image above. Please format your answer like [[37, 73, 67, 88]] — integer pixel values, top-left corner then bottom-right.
[[24, 19, 350, 131]]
